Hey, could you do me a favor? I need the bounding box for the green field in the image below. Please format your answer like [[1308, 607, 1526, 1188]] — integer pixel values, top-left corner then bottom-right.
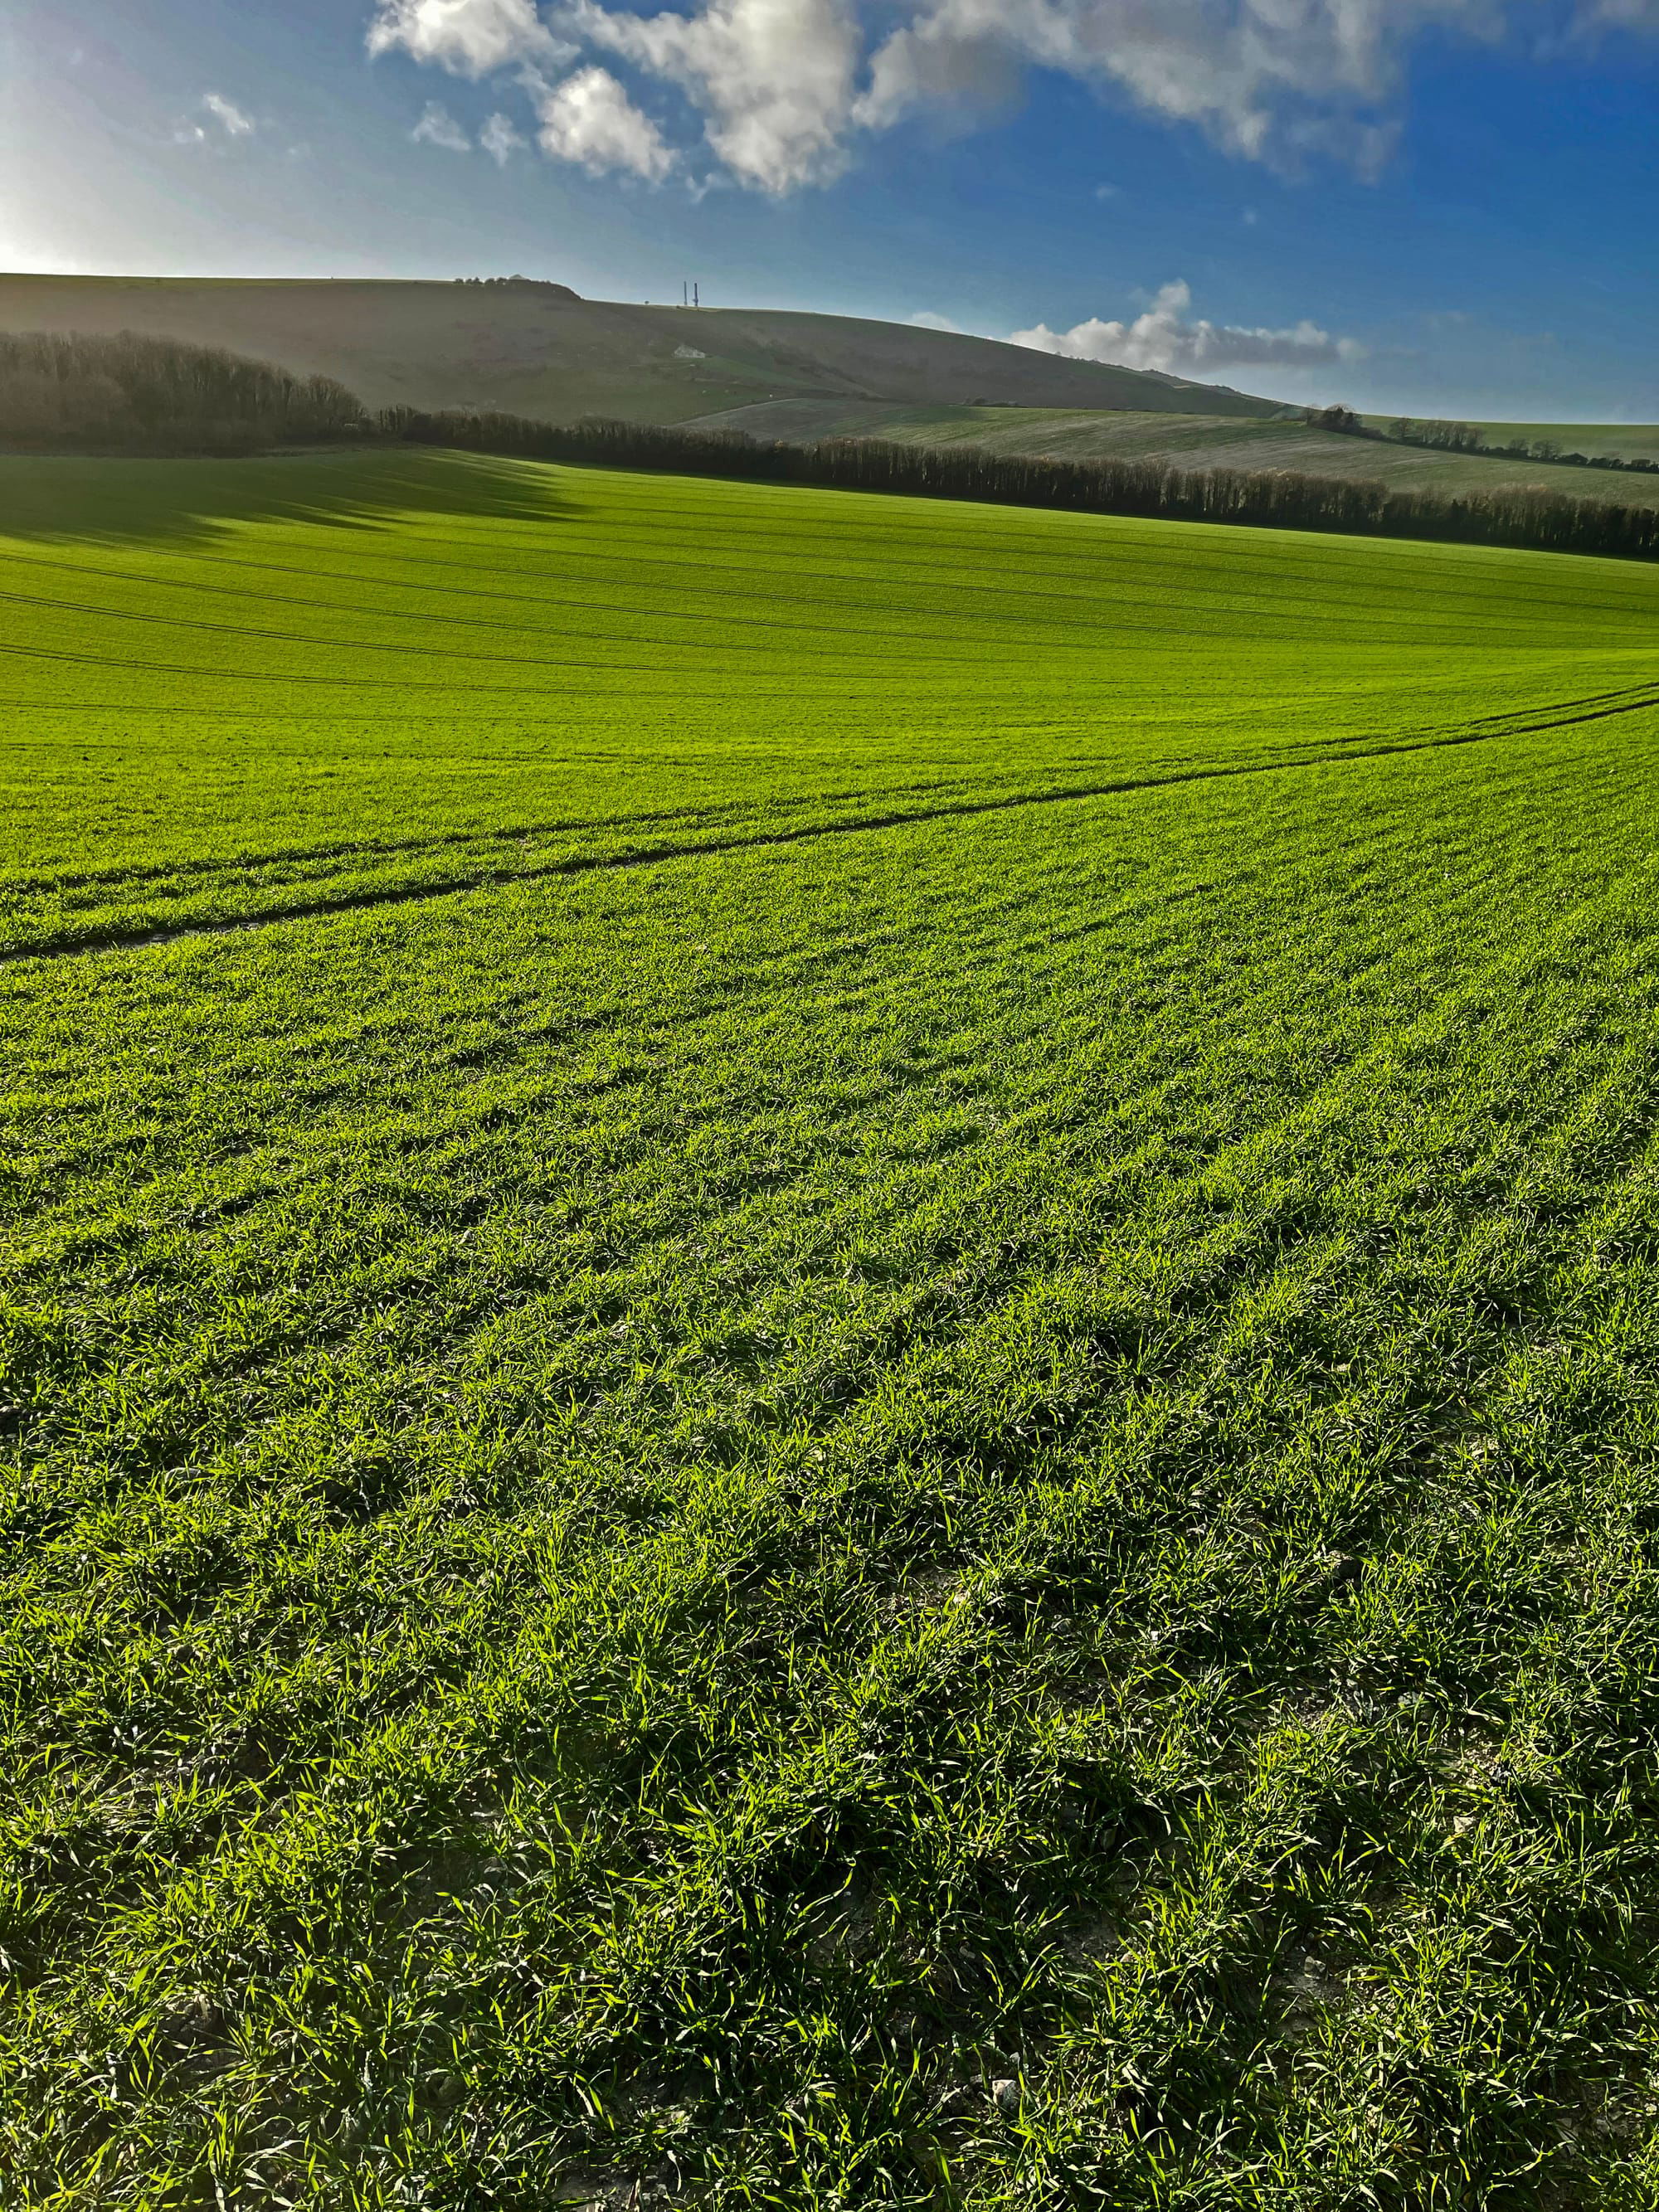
[[7, 450, 1659, 2207]]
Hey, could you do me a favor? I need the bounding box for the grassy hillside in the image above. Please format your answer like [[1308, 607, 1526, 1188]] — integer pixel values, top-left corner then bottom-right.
[[0, 275, 1278, 426], [7, 450, 1659, 2206], [692, 396, 1659, 508]]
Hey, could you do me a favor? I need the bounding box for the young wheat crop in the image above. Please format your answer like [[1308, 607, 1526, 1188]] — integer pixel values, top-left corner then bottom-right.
[[3, 450, 1659, 2207]]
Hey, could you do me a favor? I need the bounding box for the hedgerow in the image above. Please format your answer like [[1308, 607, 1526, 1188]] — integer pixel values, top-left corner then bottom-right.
[[387, 404, 1659, 562]]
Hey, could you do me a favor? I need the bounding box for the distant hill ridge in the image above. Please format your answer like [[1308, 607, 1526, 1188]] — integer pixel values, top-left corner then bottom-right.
[[0, 273, 1282, 427]]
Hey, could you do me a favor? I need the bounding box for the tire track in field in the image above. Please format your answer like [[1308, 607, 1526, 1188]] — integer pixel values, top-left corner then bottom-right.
[[7, 693, 1657, 968], [8, 538, 1622, 651], [0, 676, 1619, 901], [13, 530, 1647, 664], [0, 636, 1051, 691], [0, 775, 996, 896], [0, 589, 1005, 678], [0, 575, 1541, 673]]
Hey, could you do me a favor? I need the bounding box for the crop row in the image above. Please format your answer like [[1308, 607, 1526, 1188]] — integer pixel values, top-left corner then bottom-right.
[[6, 718, 1659, 2203]]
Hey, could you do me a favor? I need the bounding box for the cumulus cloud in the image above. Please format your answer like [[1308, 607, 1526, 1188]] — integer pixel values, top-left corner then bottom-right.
[[368, 0, 566, 75], [412, 100, 473, 148], [481, 109, 528, 160], [369, 0, 1659, 193], [571, 0, 863, 191], [1013, 279, 1365, 379], [529, 63, 675, 177], [909, 309, 962, 332]]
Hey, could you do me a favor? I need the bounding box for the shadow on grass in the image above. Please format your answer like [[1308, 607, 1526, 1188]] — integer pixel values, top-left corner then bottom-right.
[[0, 445, 577, 547]]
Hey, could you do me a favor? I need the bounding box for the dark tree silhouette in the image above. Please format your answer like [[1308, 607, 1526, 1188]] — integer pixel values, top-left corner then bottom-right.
[[0, 332, 363, 454]]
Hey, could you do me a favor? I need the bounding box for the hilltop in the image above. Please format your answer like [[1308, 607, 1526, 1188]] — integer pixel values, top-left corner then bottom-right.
[[0, 273, 1282, 425]]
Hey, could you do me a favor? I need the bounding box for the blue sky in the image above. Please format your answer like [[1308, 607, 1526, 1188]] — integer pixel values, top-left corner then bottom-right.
[[3, 0, 1658, 420]]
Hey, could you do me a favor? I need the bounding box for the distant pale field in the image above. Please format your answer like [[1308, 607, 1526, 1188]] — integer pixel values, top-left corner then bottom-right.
[[7, 450, 1659, 2207], [1464, 420, 1659, 460], [693, 397, 1659, 508]]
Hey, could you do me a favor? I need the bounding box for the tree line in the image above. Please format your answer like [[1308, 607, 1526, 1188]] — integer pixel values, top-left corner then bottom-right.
[[0, 332, 363, 454], [453, 278, 581, 297], [382, 406, 1659, 565]]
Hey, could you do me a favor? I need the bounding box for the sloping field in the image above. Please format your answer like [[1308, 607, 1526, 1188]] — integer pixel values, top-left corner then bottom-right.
[[1463, 421, 1659, 464], [0, 276, 1278, 427], [6, 452, 1659, 2206], [691, 397, 1659, 509], [3, 447, 1657, 955]]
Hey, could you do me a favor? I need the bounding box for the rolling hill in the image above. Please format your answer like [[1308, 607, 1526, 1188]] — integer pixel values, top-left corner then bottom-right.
[[6, 276, 1655, 521], [0, 274, 1283, 427]]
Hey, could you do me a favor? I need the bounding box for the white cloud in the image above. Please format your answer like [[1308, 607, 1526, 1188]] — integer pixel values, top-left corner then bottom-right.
[[412, 100, 474, 149], [174, 91, 257, 146], [572, 0, 863, 191], [202, 91, 255, 136], [481, 109, 528, 160], [372, 0, 1659, 194], [530, 64, 675, 177], [367, 0, 566, 75], [1013, 279, 1365, 379], [859, 0, 1510, 164], [909, 310, 961, 332]]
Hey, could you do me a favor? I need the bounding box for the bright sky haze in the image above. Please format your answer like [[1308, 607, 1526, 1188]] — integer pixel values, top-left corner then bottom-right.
[[4, 0, 1658, 420]]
